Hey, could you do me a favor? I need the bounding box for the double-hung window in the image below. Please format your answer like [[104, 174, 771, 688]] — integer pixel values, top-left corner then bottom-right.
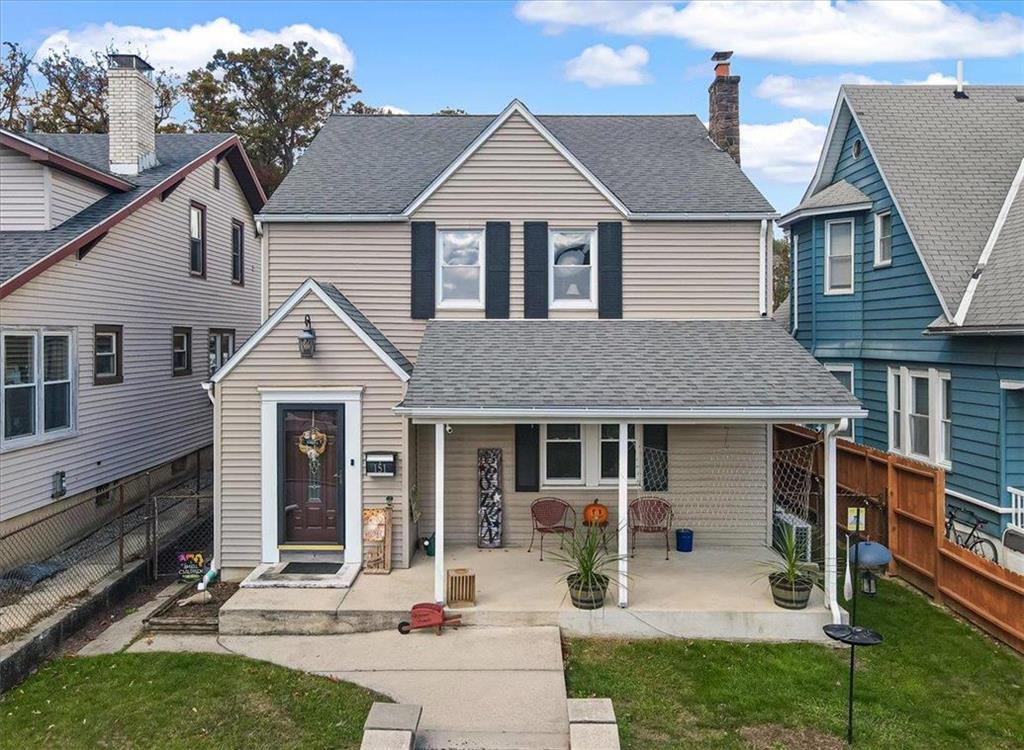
[[208, 328, 235, 376], [231, 220, 245, 285], [543, 424, 584, 484], [2, 329, 74, 445], [599, 424, 637, 481], [874, 211, 892, 266], [94, 325, 123, 385], [549, 229, 596, 309], [436, 229, 484, 309], [172, 327, 192, 376], [889, 366, 951, 467], [189, 202, 206, 277], [542, 424, 641, 487], [825, 364, 855, 438], [825, 218, 854, 294]]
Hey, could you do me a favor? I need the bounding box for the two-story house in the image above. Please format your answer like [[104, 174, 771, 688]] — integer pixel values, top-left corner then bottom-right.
[[778, 82, 1024, 564], [0, 55, 265, 540], [206, 53, 863, 630]]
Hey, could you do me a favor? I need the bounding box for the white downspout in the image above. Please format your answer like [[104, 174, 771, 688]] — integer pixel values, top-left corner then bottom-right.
[[758, 219, 768, 316], [617, 422, 629, 607], [434, 423, 446, 604], [823, 420, 845, 624]]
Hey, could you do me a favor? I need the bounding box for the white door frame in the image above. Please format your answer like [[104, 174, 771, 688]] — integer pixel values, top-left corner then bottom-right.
[[259, 388, 363, 565]]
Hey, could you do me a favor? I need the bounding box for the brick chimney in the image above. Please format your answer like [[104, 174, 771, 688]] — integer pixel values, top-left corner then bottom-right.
[[106, 54, 158, 175], [708, 50, 740, 165]]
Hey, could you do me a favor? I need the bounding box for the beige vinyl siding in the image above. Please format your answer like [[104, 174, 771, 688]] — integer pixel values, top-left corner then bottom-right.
[[416, 423, 768, 549], [0, 146, 47, 230], [215, 293, 408, 570], [0, 158, 260, 521], [263, 112, 762, 359], [49, 168, 109, 226]]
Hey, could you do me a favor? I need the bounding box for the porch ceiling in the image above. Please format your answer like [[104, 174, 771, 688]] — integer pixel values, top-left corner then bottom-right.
[[395, 319, 865, 423]]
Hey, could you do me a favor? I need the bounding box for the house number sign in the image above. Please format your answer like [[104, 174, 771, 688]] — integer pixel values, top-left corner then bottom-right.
[[365, 452, 397, 477]]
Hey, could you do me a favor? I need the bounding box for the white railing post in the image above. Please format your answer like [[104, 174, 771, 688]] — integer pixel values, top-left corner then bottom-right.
[[824, 422, 842, 624], [1009, 486, 1024, 531], [618, 421, 629, 608], [434, 423, 446, 604]]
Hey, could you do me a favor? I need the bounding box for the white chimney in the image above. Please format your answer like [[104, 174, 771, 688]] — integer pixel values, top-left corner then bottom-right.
[[106, 54, 158, 175]]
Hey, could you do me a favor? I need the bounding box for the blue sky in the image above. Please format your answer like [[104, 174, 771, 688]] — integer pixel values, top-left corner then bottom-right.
[[3, 0, 1022, 212]]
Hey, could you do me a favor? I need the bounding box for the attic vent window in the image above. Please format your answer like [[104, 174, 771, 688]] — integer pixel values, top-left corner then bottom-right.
[[853, 139, 863, 159]]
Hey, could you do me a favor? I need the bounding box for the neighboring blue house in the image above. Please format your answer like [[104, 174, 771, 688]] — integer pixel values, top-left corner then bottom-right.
[[778, 83, 1023, 551]]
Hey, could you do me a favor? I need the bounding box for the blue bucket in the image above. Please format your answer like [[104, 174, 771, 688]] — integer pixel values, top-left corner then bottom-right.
[[675, 528, 694, 553]]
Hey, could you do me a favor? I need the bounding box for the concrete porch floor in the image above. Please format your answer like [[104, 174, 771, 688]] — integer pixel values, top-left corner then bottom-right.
[[221, 544, 836, 642]]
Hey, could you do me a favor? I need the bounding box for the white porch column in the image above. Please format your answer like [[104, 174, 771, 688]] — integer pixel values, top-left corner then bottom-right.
[[823, 421, 843, 624], [434, 423, 446, 604], [617, 421, 629, 607]]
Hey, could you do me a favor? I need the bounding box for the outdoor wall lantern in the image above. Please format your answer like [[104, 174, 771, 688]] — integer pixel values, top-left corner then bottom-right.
[[297, 315, 317, 358]]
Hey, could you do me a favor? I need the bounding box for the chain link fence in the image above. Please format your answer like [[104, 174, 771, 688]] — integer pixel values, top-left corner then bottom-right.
[[0, 446, 212, 643]]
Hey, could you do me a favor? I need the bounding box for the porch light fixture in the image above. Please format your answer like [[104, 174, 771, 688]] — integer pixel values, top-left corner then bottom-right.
[[297, 315, 316, 358]]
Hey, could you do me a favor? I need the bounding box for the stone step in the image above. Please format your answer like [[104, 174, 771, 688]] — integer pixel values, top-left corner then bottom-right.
[[416, 730, 569, 750]]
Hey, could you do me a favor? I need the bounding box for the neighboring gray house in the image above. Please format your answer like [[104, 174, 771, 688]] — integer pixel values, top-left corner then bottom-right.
[[0, 55, 265, 531], [204, 53, 862, 630]]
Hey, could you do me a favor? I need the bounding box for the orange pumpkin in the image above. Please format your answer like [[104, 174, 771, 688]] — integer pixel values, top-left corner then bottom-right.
[[583, 499, 609, 525]]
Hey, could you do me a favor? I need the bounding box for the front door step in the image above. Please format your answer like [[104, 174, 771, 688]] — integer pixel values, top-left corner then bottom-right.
[[240, 562, 360, 589]]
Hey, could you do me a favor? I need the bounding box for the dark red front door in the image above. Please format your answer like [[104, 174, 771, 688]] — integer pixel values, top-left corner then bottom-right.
[[279, 405, 344, 545]]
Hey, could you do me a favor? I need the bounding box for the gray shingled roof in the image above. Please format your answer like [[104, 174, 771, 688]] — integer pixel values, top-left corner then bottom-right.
[[1, 133, 235, 284], [313, 279, 413, 374], [838, 85, 1024, 314], [961, 189, 1023, 329], [400, 319, 862, 413], [263, 112, 774, 216], [779, 179, 870, 224]]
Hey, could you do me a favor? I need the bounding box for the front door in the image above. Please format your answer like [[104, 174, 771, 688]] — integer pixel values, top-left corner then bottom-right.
[[278, 404, 345, 545]]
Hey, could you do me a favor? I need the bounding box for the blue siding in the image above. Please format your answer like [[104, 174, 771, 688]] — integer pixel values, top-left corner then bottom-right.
[[793, 115, 1024, 532]]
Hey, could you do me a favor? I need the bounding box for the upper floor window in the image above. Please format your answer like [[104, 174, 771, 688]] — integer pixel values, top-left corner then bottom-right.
[[94, 325, 123, 385], [436, 229, 484, 309], [189, 202, 206, 277], [889, 366, 950, 468], [2, 330, 74, 445], [824, 218, 854, 295], [208, 328, 235, 376], [549, 229, 596, 309], [824, 363, 855, 439], [231, 220, 245, 285], [874, 211, 892, 267], [172, 327, 192, 377]]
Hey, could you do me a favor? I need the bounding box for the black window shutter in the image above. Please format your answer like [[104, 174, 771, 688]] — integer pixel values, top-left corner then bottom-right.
[[523, 221, 549, 319], [485, 222, 510, 318], [410, 221, 436, 319], [643, 424, 669, 491], [515, 424, 541, 492], [598, 221, 623, 319]]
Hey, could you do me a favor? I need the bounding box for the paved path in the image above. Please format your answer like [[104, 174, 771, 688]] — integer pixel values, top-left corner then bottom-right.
[[129, 626, 569, 749]]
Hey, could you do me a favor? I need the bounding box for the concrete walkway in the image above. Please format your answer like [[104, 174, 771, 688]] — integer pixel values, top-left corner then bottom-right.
[[129, 626, 569, 750]]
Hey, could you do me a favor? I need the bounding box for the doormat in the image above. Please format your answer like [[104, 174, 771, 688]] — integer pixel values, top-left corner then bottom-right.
[[280, 562, 343, 575]]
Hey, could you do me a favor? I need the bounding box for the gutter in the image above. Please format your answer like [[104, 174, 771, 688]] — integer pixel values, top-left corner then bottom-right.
[[201, 381, 215, 404], [393, 406, 868, 422], [777, 202, 872, 228]]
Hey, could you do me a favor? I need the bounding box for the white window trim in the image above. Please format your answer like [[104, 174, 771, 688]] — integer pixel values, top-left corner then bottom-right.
[[888, 365, 951, 469], [548, 228, 598, 310], [1, 327, 77, 452], [436, 228, 486, 310], [824, 218, 855, 295], [873, 211, 892, 268], [824, 364, 855, 440], [540, 423, 642, 488]]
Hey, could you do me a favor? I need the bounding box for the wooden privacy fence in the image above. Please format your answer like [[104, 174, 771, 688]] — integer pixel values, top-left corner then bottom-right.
[[775, 425, 1024, 654]]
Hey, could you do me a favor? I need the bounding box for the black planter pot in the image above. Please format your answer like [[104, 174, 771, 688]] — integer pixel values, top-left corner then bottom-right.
[[567, 573, 609, 610], [769, 572, 813, 610]]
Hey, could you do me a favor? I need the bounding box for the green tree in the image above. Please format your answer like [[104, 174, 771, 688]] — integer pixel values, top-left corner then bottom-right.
[[773, 236, 791, 310], [0, 41, 32, 130], [435, 107, 467, 115], [184, 42, 359, 192]]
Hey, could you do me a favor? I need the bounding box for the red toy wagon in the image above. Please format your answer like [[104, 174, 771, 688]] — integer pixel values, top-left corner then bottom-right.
[[397, 602, 462, 635]]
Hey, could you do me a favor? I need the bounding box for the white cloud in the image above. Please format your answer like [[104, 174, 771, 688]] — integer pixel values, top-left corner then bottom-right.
[[565, 44, 651, 88], [741, 118, 828, 184], [36, 17, 355, 72], [379, 104, 410, 114], [516, 1, 1024, 64], [756, 70, 970, 111]]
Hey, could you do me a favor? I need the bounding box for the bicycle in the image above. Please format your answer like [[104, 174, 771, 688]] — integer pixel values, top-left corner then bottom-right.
[[944, 507, 999, 563]]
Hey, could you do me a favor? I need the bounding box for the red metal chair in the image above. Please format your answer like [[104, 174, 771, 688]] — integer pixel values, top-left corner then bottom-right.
[[628, 496, 674, 560], [528, 498, 576, 561]]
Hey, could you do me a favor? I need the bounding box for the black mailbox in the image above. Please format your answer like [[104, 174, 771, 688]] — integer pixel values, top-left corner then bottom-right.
[[365, 452, 396, 477]]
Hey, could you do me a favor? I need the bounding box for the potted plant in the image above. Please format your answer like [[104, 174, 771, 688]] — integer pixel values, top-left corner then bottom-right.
[[762, 526, 818, 610], [550, 526, 621, 609]]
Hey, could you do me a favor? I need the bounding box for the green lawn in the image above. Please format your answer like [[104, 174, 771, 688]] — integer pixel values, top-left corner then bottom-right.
[[566, 580, 1024, 749], [0, 652, 386, 750]]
